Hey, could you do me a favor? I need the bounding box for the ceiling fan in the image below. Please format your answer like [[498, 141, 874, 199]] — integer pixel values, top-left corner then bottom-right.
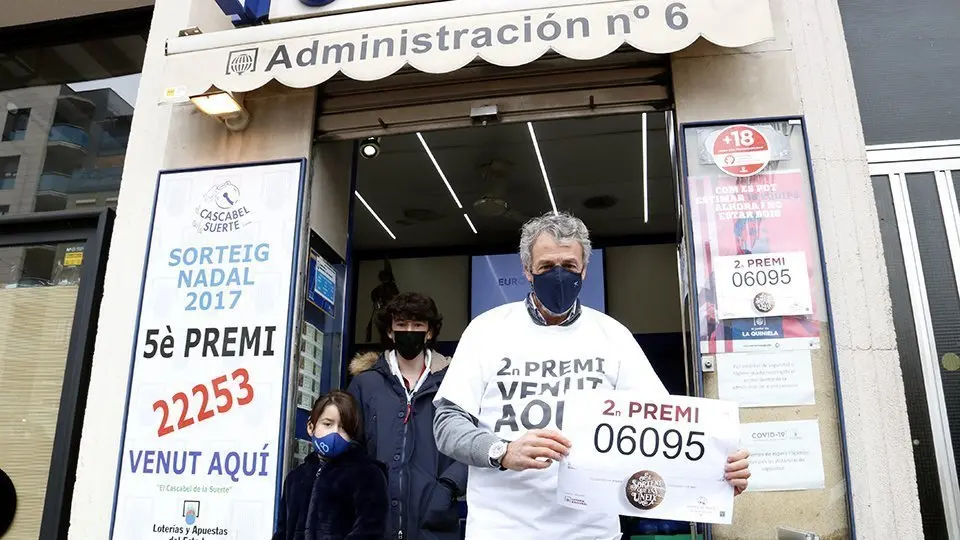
[[470, 159, 531, 223]]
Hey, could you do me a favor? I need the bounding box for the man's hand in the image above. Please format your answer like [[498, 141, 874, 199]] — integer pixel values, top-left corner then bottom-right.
[[500, 429, 571, 471], [725, 449, 751, 496]]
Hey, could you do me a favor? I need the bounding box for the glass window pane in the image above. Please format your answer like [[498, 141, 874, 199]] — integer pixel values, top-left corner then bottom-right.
[[0, 241, 81, 537], [1, 28, 145, 217], [682, 120, 850, 538]]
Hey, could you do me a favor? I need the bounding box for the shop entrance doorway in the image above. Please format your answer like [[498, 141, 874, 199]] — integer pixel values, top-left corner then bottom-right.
[[346, 112, 687, 392], [294, 107, 708, 539]]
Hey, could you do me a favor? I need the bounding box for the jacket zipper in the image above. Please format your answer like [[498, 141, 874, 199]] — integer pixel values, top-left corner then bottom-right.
[[399, 392, 411, 540]]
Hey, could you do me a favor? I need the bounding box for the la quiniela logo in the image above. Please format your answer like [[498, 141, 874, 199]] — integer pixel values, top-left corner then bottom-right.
[[193, 181, 253, 234], [226, 48, 258, 75]]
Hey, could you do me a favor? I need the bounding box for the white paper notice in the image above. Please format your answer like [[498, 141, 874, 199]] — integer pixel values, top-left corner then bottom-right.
[[713, 251, 814, 320], [717, 351, 815, 408], [740, 420, 825, 492], [558, 390, 740, 524]]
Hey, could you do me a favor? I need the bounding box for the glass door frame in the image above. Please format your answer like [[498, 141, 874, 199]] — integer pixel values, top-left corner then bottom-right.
[[869, 145, 960, 539], [0, 208, 115, 540]]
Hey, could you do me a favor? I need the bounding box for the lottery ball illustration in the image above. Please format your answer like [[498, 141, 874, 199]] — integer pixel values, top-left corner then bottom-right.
[[624, 470, 667, 510], [753, 292, 775, 313]]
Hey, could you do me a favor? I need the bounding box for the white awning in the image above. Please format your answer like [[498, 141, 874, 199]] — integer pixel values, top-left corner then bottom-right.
[[162, 0, 773, 100]]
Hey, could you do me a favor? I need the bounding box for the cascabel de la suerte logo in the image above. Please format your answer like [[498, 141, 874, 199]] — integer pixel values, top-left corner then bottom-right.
[[193, 181, 253, 234], [226, 48, 258, 75]]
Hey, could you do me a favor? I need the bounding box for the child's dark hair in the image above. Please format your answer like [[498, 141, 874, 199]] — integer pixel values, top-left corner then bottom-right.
[[309, 390, 364, 442]]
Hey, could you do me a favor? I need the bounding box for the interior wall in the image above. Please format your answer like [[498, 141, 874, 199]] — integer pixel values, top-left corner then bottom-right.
[[352, 244, 681, 346], [671, 0, 921, 537], [311, 141, 353, 258], [354, 256, 470, 345], [605, 244, 682, 334]]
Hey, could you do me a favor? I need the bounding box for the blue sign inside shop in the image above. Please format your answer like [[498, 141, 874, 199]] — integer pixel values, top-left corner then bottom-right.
[[215, 0, 343, 24], [215, 0, 271, 24]]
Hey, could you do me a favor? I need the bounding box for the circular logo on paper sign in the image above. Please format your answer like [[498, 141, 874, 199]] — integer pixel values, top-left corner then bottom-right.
[[624, 470, 666, 510], [710, 124, 771, 177], [753, 292, 776, 313]]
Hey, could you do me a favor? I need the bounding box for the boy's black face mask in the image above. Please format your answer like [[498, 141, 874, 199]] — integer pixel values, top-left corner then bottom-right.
[[393, 330, 427, 360]]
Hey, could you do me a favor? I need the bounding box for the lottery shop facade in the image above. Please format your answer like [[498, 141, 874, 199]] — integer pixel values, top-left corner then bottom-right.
[[64, 1, 923, 539]]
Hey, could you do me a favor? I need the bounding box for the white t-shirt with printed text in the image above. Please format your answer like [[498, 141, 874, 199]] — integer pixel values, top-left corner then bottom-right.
[[434, 302, 668, 540]]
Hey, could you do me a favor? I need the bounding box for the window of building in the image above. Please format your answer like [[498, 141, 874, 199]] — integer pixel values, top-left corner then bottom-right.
[[0, 155, 19, 189], [1, 108, 30, 141]]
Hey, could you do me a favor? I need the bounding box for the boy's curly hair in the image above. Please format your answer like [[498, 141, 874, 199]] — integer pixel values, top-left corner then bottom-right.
[[375, 292, 443, 348]]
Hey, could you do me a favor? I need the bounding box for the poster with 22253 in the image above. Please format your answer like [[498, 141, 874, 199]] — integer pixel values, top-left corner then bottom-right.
[[558, 390, 740, 524], [110, 161, 304, 540]]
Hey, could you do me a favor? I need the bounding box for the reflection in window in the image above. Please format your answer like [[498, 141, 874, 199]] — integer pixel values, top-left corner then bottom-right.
[[0, 156, 18, 189], [1, 27, 144, 217], [2, 107, 30, 141]]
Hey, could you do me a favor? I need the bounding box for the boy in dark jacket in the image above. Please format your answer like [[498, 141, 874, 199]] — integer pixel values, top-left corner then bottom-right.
[[347, 293, 467, 540], [273, 391, 389, 540]]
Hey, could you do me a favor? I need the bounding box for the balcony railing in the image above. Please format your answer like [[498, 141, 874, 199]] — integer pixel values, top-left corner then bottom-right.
[[39, 167, 122, 195], [48, 124, 90, 148]]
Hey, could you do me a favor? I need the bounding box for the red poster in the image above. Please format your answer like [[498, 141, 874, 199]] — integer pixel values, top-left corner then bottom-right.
[[689, 170, 822, 353]]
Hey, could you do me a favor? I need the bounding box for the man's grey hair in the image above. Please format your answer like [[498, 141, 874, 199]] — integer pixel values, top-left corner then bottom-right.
[[519, 212, 592, 270]]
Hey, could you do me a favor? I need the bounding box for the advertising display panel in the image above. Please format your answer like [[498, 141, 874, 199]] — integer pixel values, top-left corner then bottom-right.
[[109, 160, 306, 540]]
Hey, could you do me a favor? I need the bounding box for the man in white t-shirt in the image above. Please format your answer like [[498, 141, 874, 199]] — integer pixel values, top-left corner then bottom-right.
[[433, 212, 750, 540]]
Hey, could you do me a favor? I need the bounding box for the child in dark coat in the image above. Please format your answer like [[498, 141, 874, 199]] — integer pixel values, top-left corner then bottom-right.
[[273, 390, 389, 540]]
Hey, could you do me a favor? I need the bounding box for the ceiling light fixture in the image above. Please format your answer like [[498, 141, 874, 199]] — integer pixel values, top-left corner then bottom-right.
[[355, 190, 396, 240], [190, 89, 250, 132], [527, 122, 559, 215], [359, 137, 381, 159], [642, 112, 649, 224], [463, 213, 478, 234], [417, 132, 463, 209]]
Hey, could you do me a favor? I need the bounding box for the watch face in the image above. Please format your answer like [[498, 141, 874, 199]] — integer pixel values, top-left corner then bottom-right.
[[488, 441, 506, 460]]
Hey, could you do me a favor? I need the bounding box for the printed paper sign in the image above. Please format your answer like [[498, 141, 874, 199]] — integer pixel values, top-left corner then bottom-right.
[[740, 420, 825, 492], [710, 124, 772, 177], [717, 351, 815, 408], [110, 161, 304, 540], [713, 252, 813, 319], [558, 390, 740, 524]]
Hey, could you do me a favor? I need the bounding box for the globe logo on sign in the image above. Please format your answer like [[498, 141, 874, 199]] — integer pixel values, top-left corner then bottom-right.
[[226, 48, 258, 75]]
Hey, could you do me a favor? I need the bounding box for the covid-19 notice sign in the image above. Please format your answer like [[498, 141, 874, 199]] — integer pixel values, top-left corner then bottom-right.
[[109, 160, 305, 540]]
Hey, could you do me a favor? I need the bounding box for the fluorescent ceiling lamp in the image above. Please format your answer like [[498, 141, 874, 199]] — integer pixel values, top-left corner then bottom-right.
[[642, 112, 649, 223], [463, 213, 478, 234], [417, 132, 463, 209], [527, 122, 559, 215], [191, 91, 243, 116], [355, 190, 396, 240]]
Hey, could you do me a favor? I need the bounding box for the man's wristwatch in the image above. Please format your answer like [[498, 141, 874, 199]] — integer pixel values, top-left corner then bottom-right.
[[488, 440, 509, 471]]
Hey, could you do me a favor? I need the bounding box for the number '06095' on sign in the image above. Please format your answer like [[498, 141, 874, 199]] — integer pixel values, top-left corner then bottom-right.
[[558, 391, 740, 524], [713, 251, 814, 320]]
